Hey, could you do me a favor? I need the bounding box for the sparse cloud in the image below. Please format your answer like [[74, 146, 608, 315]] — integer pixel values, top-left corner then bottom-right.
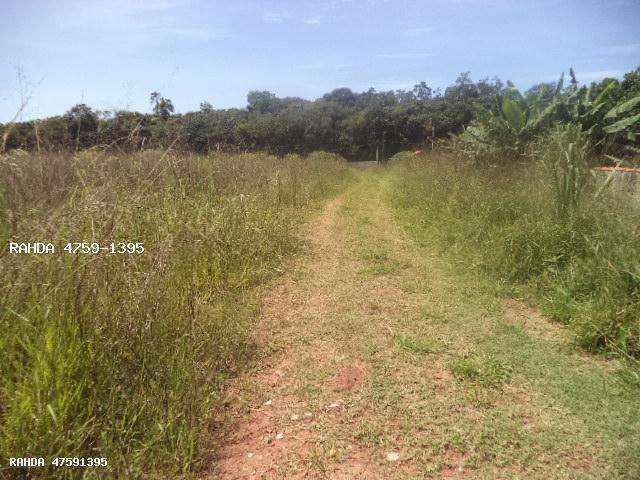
[[304, 17, 323, 25], [59, 0, 227, 43], [70, 0, 184, 23], [263, 12, 292, 23]]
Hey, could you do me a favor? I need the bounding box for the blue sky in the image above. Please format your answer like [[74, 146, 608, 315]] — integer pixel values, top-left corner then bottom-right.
[[1, 0, 639, 121]]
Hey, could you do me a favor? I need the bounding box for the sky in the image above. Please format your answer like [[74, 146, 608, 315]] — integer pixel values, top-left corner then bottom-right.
[[1, 0, 639, 122]]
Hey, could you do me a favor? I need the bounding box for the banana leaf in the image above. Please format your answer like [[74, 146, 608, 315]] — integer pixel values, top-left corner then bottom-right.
[[604, 94, 640, 119], [603, 113, 640, 133], [502, 98, 525, 132], [593, 81, 618, 107]]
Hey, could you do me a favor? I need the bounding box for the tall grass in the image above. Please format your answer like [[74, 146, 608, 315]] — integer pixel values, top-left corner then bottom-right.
[[389, 143, 640, 361], [0, 149, 349, 478]]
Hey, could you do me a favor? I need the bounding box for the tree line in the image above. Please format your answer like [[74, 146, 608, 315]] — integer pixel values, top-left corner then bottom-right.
[[1, 68, 638, 159]]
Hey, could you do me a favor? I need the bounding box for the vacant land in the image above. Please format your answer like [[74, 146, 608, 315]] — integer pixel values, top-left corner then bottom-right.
[[208, 167, 639, 479], [1, 151, 638, 479]]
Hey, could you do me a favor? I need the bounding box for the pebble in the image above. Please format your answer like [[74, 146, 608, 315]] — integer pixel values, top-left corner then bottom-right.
[[275, 432, 285, 440], [386, 452, 400, 462]]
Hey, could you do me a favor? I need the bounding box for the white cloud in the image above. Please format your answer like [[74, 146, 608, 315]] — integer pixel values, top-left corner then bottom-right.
[[58, 1, 228, 43], [70, 0, 185, 23]]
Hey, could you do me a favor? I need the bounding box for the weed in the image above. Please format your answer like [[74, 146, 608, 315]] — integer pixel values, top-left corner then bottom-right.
[[452, 356, 513, 386], [393, 334, 436, 354]]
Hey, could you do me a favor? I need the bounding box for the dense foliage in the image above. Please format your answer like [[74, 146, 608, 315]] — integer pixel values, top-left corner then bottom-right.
[[0, 70, 617, 159], [454, 69, 640, 160], [2, 69, 638, 160]]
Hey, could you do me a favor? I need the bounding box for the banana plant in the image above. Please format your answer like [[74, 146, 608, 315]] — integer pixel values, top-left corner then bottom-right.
[[560, 77, 640, 151], [603, 94, 640, 142], [456, 70, 640, 160], [457, 77, 565, 157]]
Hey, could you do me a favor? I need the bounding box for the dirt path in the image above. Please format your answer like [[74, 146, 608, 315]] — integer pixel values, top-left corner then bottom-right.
[[207, 169, 639, 479]]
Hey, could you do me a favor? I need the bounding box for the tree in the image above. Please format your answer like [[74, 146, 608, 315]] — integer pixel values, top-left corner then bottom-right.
[[445, 72, 479, 102], [322, 88, 357, 106], [64, 104, 98, 149], [247, 90, 281, 114], [150, 91, 175, 120], [412, 82, 433, 103]]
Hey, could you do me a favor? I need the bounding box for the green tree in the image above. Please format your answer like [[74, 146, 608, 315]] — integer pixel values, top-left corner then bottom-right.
[[64, 104, 98, 149], [150, 91, 175, 120], [247, 90, 281, 114]]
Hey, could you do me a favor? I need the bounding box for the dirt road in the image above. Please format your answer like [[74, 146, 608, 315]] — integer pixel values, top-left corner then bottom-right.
[[208, 169, 639, 479]]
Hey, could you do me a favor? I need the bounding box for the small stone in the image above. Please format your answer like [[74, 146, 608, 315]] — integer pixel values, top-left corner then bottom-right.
[[304, 412, 312, 418], [291, 414, 300, 421], [263, 399, 272, 406], [275, 432, 284, 440], [247, 452, 254, 458], [386, 452, 400, 462], [327, 402, 340, 409]]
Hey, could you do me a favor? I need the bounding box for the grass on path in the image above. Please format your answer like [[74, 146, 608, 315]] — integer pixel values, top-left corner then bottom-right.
[[211, 166, 640, 479]]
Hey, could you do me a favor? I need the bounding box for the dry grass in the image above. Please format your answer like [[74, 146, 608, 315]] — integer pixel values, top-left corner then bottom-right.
[[0, 149, 350, 478]]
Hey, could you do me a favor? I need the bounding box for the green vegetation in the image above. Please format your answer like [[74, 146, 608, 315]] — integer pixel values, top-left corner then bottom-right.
[[4, 68, 637, 162], [454, 68, 640, 160], [390, 147, 640, 361], [386, 68, 640, 364], [1, 65, 639, 479], [329, 171, 640, 478], [0, 149, 349, 478], [393, 334, 437, 354], [451, 355, 513, 386]]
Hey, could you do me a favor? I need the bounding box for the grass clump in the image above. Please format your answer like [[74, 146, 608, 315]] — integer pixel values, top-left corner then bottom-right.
[[0, 149, 349, 478], [389, 141, 640, 362], [393, 334, 436, 354], [452, 355, 513, 386]]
